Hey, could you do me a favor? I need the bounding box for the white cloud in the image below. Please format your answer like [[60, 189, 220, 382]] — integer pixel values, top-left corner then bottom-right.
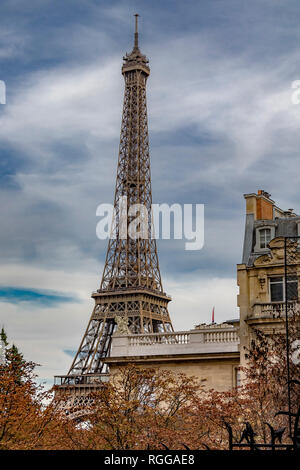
[[0, 32, 298, 169], [0, 58, 122, 161], [0, 263, 98, 384], [149, 36, 300, 170], [165, 276, 238, 331]]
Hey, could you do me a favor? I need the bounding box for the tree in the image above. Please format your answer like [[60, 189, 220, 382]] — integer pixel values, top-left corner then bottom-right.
[[0, 327, 8, 347], [241, 309, 300, 440], [0, 331, 76, 450], [70, 365, 203, 450], [190, 311, 300, 449], [0, 315, 298, 450]]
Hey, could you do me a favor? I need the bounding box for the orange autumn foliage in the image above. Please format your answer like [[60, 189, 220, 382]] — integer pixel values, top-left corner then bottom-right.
[[1, 313, 298, 450], [0, 344, 77, 449]]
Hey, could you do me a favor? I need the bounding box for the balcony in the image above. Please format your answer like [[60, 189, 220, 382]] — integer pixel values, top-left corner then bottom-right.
[[109, 326, 239, 359], [250, 301, 299, 320]]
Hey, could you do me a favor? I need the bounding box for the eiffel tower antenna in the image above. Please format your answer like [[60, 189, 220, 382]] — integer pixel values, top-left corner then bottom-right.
[[134, 13, 139, 49], [55, 15, 173, 396]]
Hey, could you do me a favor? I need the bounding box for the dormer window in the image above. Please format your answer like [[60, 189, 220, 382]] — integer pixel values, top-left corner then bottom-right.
[[259, 228, 271, 249], [254, 226, 275, 252]]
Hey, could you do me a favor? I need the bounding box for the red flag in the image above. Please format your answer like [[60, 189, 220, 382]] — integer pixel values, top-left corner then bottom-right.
[[212, 306, 215, 324]]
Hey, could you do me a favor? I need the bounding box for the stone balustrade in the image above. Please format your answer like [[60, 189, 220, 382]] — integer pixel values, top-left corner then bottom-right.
[[204, 329, 239, 343], [128, 329, 239, 347], [110, 325, 240, 358], [129, 332, 190, 346], [251, 301, 298, 319]]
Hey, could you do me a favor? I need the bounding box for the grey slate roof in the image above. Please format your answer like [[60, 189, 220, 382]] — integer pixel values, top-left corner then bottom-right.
[[242, 215, 300, 266]]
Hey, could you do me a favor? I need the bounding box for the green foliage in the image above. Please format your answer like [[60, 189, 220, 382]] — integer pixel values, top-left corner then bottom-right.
[[0, 327, 8, 347]]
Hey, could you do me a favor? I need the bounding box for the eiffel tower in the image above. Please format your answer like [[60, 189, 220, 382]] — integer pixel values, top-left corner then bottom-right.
[[55, 15, 173, 393]]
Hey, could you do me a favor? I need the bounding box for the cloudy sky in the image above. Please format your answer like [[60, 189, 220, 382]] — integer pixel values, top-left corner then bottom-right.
[[1, 0, 300, 385]]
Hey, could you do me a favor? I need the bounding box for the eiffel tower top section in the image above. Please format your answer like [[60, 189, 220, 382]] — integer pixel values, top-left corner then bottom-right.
[[122, 14, 150, 76], [96, 14, 169, 300]]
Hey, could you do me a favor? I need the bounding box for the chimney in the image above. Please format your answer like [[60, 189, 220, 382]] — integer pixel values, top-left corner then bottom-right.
[[244, 190, 275, 221]]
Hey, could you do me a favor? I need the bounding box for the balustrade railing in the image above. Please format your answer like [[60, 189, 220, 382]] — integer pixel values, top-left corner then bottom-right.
[[251, 301, 298, 318], [127, 329, 239, 347], [54, 374, 109, 386], [203, 330, 239, 343], [129, 332, 190, 346]]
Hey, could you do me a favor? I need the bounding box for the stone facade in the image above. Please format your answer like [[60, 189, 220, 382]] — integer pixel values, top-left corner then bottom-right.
[[238, 190, 300, 369], [105, 324, 240, 391]]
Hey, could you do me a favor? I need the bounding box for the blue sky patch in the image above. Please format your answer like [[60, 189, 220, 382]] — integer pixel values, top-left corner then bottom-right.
[[64, 349, 77, 358], [0, 286, 78, 307]]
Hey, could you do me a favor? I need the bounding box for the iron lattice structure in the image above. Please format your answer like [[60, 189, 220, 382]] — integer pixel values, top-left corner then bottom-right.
[[55, 16, 173, 391]]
